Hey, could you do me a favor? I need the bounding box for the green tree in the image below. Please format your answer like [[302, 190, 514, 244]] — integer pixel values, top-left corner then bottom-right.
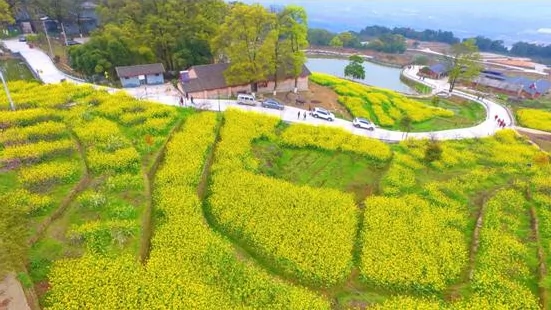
[[278, 5, 308, 91], [94, 0, 226, 71], [30, 0, 84, 26], [68, 23, 155, 78], [307, 28, 334, 46], [413, 55, 429, 66], [338, 32, 360, 48], [399, 115, 413, 139], [366, 34, 406, 53], [447, 38, 482, 92], [431, 95, 439, 106], [0, 0, 14, 25], [424, 139, 443, 164], [329, 35, 343, 48], [212, 3, 276, 92], [344, 55, 365, 80]]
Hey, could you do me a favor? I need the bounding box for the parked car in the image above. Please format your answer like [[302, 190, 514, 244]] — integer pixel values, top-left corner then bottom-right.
[[311, 107, 335, 121], [18, 35, 27, 42], [352, 117, 375, 130], [237, 93, 257, 106], [65, 40, 81, 46], [261, 98, 284, 110]]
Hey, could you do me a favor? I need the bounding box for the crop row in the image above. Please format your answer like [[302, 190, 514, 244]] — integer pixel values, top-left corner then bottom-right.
[[0, 121, 68, 146], [280, 123, 392, 162], [359, 195, 468, 293], [469, 189, 540, 309], [517, 109, 551, 132], [209, 110, 358, 286], [310, 72, 453, 126], [46, 112, 329, 309]]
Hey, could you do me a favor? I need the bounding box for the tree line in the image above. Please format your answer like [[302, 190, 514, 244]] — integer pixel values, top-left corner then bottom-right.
[[0, 0, 310, 87], [308, 28, 407, 54], [2, 0, 309, 91], [359, 25, 459, 45], [309, 24, 551, 64]]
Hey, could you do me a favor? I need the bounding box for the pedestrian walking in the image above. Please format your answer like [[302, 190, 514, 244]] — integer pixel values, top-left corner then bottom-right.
[[297, 111, 301, 119], [303, 111, 307, 120], [190, 96, 194, 105], [494, 114, 498, 120], [179, 96, 184, 107]]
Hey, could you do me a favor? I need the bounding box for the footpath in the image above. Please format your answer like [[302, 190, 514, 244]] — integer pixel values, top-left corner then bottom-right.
[[3, 39, 514, 142]]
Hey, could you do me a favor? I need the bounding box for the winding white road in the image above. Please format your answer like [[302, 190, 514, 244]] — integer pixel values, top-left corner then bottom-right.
[[2, 39, 513, 142]]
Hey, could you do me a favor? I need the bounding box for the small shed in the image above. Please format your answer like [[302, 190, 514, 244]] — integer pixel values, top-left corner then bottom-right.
[[419, 63, 450, 79], [115, 63, 165, 88]]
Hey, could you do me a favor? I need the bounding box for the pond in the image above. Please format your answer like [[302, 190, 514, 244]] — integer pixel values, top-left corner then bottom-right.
[[0, 58, 36, 81], [306, 57, 414, 94]]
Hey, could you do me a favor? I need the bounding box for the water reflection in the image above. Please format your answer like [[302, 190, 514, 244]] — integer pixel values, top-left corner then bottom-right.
[[306, 57, 414, 94]]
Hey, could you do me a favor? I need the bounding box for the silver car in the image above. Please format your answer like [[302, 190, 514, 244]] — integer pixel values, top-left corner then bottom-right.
[[311, 107, 335, 121], [352, 117, 375, 131]]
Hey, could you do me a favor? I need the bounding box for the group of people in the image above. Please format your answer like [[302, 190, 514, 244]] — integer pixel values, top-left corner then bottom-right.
[[494, 114, 508, 128], [179, 93, 194, 107], [297, 111, 307, 120]]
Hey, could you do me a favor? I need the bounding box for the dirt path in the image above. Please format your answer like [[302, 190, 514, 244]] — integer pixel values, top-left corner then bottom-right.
[[467, 194, 487, 282], [443, 192, 488, 302], [195, 117, 317, 291], [139, 118, 185, 263], [0, 274, 30, 310], [527, 183, 549, 309], [28, 133, 91, 245], [516, 129, 551, 153]]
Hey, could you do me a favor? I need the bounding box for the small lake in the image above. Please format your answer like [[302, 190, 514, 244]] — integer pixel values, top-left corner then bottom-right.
[[306, 57, 414, 94]]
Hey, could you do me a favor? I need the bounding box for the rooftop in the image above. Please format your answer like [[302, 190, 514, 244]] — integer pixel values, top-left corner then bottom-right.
[[182, 63, 311, 93], [115, 63, 165, 78]]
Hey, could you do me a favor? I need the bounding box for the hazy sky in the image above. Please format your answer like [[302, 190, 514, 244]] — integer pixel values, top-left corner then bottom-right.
[[239, 0, 551, 44]]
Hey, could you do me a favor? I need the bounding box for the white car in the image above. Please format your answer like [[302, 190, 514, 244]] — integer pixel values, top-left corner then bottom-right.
[[311, 107, 335, 121], [352, 117, 375, 131]]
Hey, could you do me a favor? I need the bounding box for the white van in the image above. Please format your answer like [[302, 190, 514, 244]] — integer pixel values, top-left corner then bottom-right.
[[237, 94, 257, 106]]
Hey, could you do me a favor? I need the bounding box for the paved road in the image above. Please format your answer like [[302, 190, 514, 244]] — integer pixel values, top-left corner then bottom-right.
[[2, 39, 513, 142]]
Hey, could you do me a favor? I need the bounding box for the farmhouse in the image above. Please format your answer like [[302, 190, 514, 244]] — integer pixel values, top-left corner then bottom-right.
[[115, 63, 165, 88], [473, 70, 551, 98], [180, 63, 311, 99], [418, 63, 450, 79]]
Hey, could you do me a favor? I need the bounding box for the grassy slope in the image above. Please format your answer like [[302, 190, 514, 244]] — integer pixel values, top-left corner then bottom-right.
[[1, 58, 36, 81], [408, 98, 486, 132], [253, 141, 388, 203], [252, 136, 543, 308]]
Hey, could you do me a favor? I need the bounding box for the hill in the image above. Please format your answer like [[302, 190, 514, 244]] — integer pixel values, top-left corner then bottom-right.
[[1, 82, 551, 309]]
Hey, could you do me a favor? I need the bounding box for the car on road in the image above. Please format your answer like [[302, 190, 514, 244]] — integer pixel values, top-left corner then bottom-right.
[[65, 40, 81, 46], [261, 98, 284, 110], [352, 117, 375, 131], [311, 107, 335, 121], [237, 93, 257, 106]]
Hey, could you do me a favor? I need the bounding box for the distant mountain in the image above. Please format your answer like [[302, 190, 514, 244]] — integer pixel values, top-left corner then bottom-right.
[[239, 0, 551, 46]]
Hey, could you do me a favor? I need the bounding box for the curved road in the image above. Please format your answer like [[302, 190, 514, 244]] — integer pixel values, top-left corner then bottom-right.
[[2, 39, 513, 142]]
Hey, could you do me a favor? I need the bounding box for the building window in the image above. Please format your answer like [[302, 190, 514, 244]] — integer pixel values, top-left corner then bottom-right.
[[155, 73, 160, 76]]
